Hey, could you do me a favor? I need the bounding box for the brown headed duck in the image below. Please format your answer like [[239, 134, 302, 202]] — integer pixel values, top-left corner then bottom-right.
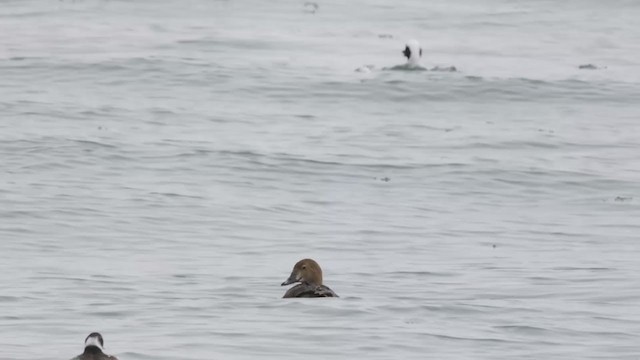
[[70, 333, 118, 360], [281, 258, 338, 298]]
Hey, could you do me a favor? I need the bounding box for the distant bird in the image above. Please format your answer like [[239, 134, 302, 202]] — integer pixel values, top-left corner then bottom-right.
[[397, 39, 456, 71], [69, 333, 118, 360], [383, 39, 427, 71], [281, 258, 339, 298], [403, 39, 423, 67], [357, 39, 456, 72]]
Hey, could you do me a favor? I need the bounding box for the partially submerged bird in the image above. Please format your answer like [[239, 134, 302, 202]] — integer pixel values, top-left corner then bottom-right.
[[403, 39, 423, 67], [386, 39, 456, 72], [384, 39, 427, 71], [70, 333, 118, 360], [281, 258, 338, 298]]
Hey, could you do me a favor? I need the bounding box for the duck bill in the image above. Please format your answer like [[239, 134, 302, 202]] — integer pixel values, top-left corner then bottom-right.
[[281, 272, 299, 286]]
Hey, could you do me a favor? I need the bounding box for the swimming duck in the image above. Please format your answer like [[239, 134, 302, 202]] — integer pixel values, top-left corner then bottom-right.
[[403, 39, 423, 67], [70, 333, 118, 360], [384, 39, 427, 71], [281, 258, 338, 298], [385, 39, 456, 72]]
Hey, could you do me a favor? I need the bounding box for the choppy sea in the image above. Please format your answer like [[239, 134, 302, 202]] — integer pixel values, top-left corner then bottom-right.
[[1, 0, 639, 359]]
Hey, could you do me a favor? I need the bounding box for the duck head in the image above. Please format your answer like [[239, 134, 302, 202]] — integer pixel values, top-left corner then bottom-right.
[[83, 332, 105, 354], [281, 258, 323, 286], [402, 39, 423, 66]]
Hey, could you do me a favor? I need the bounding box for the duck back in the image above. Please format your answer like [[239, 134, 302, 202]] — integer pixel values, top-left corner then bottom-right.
[[283, 283, 338, 298], [70, 354, 118, 360]]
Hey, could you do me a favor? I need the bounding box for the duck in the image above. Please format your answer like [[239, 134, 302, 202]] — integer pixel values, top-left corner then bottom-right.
[[69, 333, 118, 360], [403, 39, 423, 67], [386, 39, 456, 72], [384, 39, 427, 71], [281, 258, 338, 298], [357, 39, 426, 72]]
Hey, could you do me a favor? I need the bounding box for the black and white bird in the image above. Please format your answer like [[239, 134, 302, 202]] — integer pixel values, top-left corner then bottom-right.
[[402, 39, 423, 67], [69, 333, 118, 360]]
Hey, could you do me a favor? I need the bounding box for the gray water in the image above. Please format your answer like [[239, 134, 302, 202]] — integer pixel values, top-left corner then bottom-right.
[[1, 0, 640, 359]]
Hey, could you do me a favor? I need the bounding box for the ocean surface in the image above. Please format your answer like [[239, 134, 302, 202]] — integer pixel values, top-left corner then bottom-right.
[[1, 0, 639, 359]]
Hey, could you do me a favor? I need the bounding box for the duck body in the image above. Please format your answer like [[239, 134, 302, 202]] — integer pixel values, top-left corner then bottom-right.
[[70, 353, 118, 360], [281, 258, 339, 298], [283, 283, 338, 298], [384, 39, 456, 72], [70, 333, 118, 360]]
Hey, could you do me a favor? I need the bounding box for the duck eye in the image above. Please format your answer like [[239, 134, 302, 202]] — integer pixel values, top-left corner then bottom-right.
[[302, 265, 306, 270]]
